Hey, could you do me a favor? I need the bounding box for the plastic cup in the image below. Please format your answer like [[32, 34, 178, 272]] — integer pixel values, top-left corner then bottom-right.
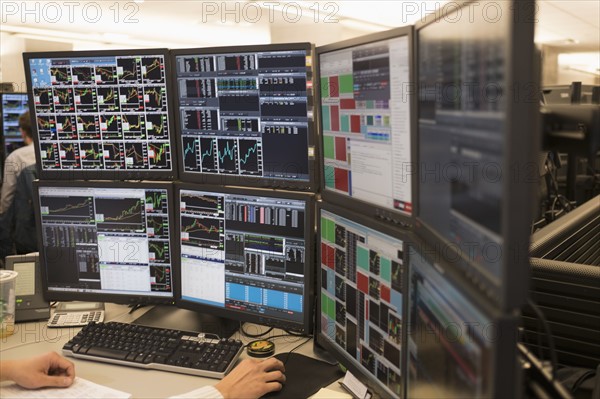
[[0, 270, 18, 338]]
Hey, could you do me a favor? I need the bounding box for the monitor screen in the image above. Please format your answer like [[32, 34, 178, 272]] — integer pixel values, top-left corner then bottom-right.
[[407, 241, 507, 398], [317, 27, 414, 225], [24, 49, 176, 180], [317, 204, 405, 398], [1, 93, 29, 156], [176, 184, 314, 332], [34, 181, 174, 303], [415, 0, 537, 308], [172, 43, 316, 190]]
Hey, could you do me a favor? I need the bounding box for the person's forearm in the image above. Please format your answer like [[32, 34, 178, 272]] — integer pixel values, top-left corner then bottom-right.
[[0, 360, 16, 382]]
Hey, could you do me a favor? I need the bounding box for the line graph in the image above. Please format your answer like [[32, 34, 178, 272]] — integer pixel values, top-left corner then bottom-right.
[[181, 215, 222, 246], [238, 138, 261, 175], [50, 67, 71, 84], [74, 87, 98, 112], [142, 57, 164, 82], [97, 87, 119, 111], [146, 113, 168, 139], [96, 198, 144, 231], [150, 265, 170, 286], [102, 143, 125, 169], [182, 137, 198, 171], [145, 190, 168, 213], [40, 143, 59, 168], [95, 66, 118, 84], [181, 191, 223, 214], [80, 142, 103, 169], [100, 114, 122, 139], [53, 88, 74, 112], [148, 142, 169, 168], [147, 215, 168, 238], [200, 137, 217, 172], [37, 116, 57, 140], [59, 143, 80, 168], [148, 241, 169, 263], [40, 196, 93, 223], [122, 114, 145, 139], [72, 66, 94, 84], [124, 142, 147, 168], [33, 88, 53, 113], [217, 138, 238, 174], [119, 86, 142, 110], [117, 57, 140, 82], [143, 86, 165, 111]]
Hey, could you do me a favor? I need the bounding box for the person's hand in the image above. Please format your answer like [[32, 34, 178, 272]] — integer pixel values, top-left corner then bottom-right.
[[215, 357, 285, 399], [1, 352, 75, 389]]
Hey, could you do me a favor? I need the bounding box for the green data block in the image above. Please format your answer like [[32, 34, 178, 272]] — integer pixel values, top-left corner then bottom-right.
[[326, 219, 335, 243], [357, 246, 369, 272], [339, 74, 354, 94], [321, 292, 328, 313], [381, 257, 392, 283], [323, 136, 335, 160], [325, 165, 335, 189], [340, 115, 350, 132], [321, 77, 330, 98], [321, 217, 328, 239], [322, 106, 331, 131]]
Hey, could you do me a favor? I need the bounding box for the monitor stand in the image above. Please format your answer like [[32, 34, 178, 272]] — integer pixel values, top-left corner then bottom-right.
[[131, 305, 239, 338]]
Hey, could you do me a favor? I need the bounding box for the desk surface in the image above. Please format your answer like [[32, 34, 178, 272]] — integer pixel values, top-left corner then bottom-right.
[[0, 304, 345, 398]]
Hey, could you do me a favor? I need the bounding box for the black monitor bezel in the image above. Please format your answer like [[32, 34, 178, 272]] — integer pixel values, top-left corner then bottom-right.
[[405, 235, 518, 398], [0, 92, 29, 168], [413, 0, 539, 310], [315, 201, 410, 399], [171, 43, 318, 192], [174, 182, 316, 333], [315, 26, 417, 229], [33, 179, 176, 305], [23, 49, 178, 181]]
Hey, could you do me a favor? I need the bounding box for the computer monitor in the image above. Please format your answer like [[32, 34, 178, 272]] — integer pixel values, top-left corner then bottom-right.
[[316, 26, 415, 227], [23, 49, 176, 180], [1, 93, 29, 159], [316, 202, 407, 398], [175, 183, 315, 333], [33, 180, 175, 304], [407, 238, 518, 398], [172, 43, 317, 191], [415, 0, 538, 309]]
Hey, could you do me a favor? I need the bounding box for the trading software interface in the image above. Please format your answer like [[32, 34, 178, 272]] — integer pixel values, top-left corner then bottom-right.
[[179, 189, 307, 326], [320, 36, 412, 214], [28, 54, 173, 171], [175, 49, 312, 181], [320, 209, 404, 397], [407, 246, 492, 398], [417, 14, 506, 282], [38, 186, 173, 297], [2, 94, 29, 155]]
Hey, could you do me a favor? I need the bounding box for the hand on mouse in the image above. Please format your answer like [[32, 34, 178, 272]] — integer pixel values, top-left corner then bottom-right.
[[215, 357, 285, 399]]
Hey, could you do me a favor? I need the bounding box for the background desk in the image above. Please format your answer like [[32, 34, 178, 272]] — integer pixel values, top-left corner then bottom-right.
[[0, 304, 346, 398]]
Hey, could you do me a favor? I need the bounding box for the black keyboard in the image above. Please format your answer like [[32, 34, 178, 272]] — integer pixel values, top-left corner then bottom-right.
[[62, 321, 244, 378]]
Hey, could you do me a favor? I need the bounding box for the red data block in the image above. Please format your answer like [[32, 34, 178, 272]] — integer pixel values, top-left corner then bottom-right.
[[357, 272, 369, 294], [330, 106, 340, 132], [350, 115, 361, 133], [335, 137, 346, 162], [381, 285, 391, 303], [323, 244, 335, 269], [330, 76, 339, 97], [334, 168, 349, 193], [340, 99, 356, 110], [321, 243, 328, 266]]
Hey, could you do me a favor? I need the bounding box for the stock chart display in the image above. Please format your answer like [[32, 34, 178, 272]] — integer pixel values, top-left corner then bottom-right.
[[1, 93, 29, 156], [175, 47, 313, 183], [320, 209, 405, 397], [179, 188, 307, 326], [28, 53, 173, 174], [37, 185, 173, 298]]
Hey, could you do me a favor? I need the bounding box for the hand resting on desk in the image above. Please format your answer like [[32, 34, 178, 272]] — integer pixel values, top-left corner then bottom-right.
[[0, 352, 75, 389]]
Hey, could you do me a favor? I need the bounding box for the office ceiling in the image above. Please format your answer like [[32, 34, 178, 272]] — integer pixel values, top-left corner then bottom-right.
[[0, 0, 598, 51]]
